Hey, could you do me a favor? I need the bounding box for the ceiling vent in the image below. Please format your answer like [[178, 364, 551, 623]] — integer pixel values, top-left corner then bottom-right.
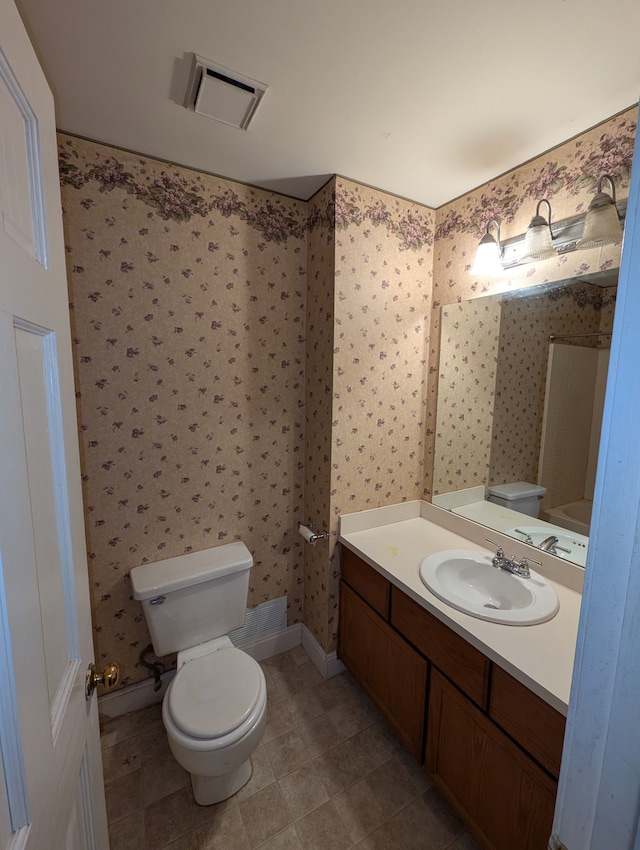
[[184, 54, 267, 131]]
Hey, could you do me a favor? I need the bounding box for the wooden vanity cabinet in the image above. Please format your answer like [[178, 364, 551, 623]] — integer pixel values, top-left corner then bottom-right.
[[338, 580, 427, 760], [338, 547, 566, 850]]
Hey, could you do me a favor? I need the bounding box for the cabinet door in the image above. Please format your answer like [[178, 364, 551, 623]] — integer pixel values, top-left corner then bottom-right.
[[338, 580, 428, 760], [427, 670, 556, 850]]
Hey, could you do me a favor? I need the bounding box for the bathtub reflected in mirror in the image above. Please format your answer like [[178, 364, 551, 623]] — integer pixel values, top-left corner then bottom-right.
[[543, 499, 592, 537]]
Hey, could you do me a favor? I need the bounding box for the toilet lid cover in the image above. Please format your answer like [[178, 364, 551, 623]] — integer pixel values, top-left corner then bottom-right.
[[168, 648, 262, 739]]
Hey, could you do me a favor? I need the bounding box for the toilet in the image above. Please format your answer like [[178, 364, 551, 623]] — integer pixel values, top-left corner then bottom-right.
[[486, 481, 547, 517], [130, 542, 267, 805]]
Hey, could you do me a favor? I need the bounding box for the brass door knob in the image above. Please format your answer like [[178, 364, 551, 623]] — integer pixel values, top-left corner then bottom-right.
[[85, 662, 120, 700]]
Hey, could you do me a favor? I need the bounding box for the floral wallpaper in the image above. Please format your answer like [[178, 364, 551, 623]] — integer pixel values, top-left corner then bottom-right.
[[304, 178, 433, 651], [304, 181, 335, 648], [61, 138, 434, 676], [60, 135, 308, 686], [59, 104, 637, 685], [426, 107, 637, 498], [326, 178, 433, 649]]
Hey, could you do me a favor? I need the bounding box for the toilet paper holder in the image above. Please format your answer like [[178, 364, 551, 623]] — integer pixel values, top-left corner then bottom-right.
[[298, 521, 329, 544]]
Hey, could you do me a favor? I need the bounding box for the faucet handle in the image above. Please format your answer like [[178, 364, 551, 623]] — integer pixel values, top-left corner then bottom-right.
[[514, 554, 542, 578], [486, 538, 505, 569], [485, 537, 503, 555], [514, 557, 531, 577], [521, 555, 542, 567], [515, 527, 535, 545]]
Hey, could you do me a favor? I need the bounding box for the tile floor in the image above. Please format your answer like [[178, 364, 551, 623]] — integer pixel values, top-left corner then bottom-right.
[[101, 646, 480, 849]]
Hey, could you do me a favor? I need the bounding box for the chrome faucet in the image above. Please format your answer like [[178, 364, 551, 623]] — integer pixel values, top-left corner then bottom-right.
[[537, 535, 572, 555], [539, 535, 559, 552], [486, 539, 539, 579]]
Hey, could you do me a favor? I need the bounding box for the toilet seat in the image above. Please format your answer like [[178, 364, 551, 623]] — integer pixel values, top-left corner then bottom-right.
[[167, 647, 264, 741]]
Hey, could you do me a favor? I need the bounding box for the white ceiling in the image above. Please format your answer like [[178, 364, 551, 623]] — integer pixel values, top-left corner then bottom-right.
[[16, 0, 640, 208]]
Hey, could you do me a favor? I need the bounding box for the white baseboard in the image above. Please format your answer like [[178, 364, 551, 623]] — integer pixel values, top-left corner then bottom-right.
[[301, 625, 346, 680], [98, 668, 175, 721], [239, 623, 302, 662], [99, 622, 345, 720], [326, 652, 347, 679]]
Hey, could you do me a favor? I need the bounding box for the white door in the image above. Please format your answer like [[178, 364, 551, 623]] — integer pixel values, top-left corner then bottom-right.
[[0, 2, 110, 849]]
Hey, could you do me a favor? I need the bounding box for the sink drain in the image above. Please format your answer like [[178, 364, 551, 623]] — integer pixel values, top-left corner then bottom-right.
[[484, 603, 499, 609]]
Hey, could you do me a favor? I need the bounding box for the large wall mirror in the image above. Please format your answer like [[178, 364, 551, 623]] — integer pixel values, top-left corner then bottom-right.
[[432, 272, 618, 568]]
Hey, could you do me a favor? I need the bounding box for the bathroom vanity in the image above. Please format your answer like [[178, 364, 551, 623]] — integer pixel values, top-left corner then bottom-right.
[[338, 502, 582, 850]]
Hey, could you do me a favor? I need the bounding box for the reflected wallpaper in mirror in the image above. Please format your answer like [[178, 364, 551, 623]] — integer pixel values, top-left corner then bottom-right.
[[433, 277, 616, 564]]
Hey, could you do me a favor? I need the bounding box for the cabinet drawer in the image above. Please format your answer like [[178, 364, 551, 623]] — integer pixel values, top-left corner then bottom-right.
[[391, 586, 489, 709], [341, 546, 390, 619], [489, 665, 566, 779]]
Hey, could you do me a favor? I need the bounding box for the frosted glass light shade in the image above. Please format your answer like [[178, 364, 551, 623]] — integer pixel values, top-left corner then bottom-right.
[[470, 231, 503, 275], [521, 200, 556, 262], [522, 222, 556, 261], [577, 201, 622, 249], [577, 176, 622, 249]]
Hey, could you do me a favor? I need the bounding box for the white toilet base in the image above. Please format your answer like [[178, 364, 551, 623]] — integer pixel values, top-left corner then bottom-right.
[[191, 757, 252, 805]]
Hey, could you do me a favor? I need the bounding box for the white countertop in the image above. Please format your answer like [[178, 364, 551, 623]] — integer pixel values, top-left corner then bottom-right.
[[339, 501, 583, 715]]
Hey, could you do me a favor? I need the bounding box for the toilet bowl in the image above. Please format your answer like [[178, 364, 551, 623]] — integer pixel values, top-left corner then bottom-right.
[[130, 542, 267, 805], [163, 637, 267, 804]]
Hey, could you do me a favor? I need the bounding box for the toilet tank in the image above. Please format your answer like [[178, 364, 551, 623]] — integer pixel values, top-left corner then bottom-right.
[[487, 482, 547, 518], [130, 542, 253, 657]]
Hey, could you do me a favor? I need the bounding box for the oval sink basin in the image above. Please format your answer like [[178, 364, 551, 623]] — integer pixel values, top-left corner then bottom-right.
[[419, 549, 559, 625]]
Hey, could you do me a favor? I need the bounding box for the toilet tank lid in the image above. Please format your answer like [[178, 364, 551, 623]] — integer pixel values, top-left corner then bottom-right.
[[130, 542, 253, 600], [487, 482, 547, 500]]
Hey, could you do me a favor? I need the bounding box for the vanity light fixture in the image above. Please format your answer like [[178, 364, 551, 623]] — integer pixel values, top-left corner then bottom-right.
[[522, 199, 557, 262], [468, 180, 626, 274], [577, 175, 623, 249], [470, 219, 503, 275]]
